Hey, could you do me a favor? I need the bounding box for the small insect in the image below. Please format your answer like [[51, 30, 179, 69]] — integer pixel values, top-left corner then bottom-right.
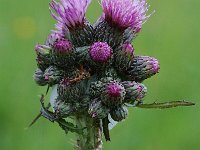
[[69, 65, 90, 84]]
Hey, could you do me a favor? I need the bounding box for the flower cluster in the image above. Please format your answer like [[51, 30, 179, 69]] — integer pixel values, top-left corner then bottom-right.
[[34, 0, 160, 145]]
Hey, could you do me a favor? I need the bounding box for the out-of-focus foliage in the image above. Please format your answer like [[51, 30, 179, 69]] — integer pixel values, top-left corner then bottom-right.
[[0, 0, 199, 150]]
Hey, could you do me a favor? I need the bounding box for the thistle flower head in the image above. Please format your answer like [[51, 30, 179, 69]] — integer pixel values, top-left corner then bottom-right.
[[53, 38, 73, 54], [101, 0, 150, 32], [89, 42, 113, 63], [101, 81, 126, 107], [127, 56, 160, 81], [43, 66, 62, 85], [35, 44, 51, 71], [105, 82, 124, 97], [50, 0, 92, 31], [88, 100, 110, 119], [34, 68, 47, 86], [122, 81, 147, 104], [57, 78, 85, 102], [110, 106, 128, 122]]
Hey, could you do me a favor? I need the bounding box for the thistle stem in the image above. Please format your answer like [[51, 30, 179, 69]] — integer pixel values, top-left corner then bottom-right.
[[75, 115, 102, 150], [136, 101, 195, 109]]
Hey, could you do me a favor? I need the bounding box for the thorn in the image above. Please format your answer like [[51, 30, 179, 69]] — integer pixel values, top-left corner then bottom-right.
[[27, 112, 42, 128], [28, 86, 50, 128]]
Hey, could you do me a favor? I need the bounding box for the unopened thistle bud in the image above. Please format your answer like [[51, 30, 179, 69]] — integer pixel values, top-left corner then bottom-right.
[[53, 100, 74, 117], [101, 81, 126, 107], [58, 78, 84, 102], [122, 81, 147, 104], [88, 100, 110, 119], [110, 106, 128, 122], [89, 76, 121, 99], [115, 42, 135, 71], [51, 38, 75, 67], [44, 66, 63, 86], [34, 68, 47, 86], [126, 56, 160, 82], [35, 44, 51, 71]]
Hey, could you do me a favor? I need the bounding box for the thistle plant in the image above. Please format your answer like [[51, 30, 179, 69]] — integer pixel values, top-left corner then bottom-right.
[[32, 0, 194, 150]]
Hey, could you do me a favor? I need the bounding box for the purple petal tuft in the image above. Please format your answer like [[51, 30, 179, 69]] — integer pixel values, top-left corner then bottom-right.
[[106, 82, 124, 97], [53, 39, 73, 53], [101, 0, 152, 32], [50, 0, 91, 31], [89, 42, 113, 63]]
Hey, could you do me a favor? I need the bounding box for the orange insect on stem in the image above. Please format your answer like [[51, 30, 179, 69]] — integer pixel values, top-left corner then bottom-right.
[[69, 65, 89, 84]]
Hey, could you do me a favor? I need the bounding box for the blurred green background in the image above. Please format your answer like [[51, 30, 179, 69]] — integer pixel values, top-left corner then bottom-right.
[[0, 0, 199, 150]]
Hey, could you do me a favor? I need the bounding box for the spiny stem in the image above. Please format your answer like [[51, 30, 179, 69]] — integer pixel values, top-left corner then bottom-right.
[[75, 115, 102, 150], [136, 101, 195, 109]]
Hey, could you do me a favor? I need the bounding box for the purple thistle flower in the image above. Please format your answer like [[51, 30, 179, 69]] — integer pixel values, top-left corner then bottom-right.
[[145, 57, 160, 74], [101, 81, 126, 107], [150, 58, 160, 73], [50, 0, 92, 31], [53, 38, 73, 54], [101, 0, 152, 32], [89, 42, 113, 63], [106, 82, 124, 97]]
